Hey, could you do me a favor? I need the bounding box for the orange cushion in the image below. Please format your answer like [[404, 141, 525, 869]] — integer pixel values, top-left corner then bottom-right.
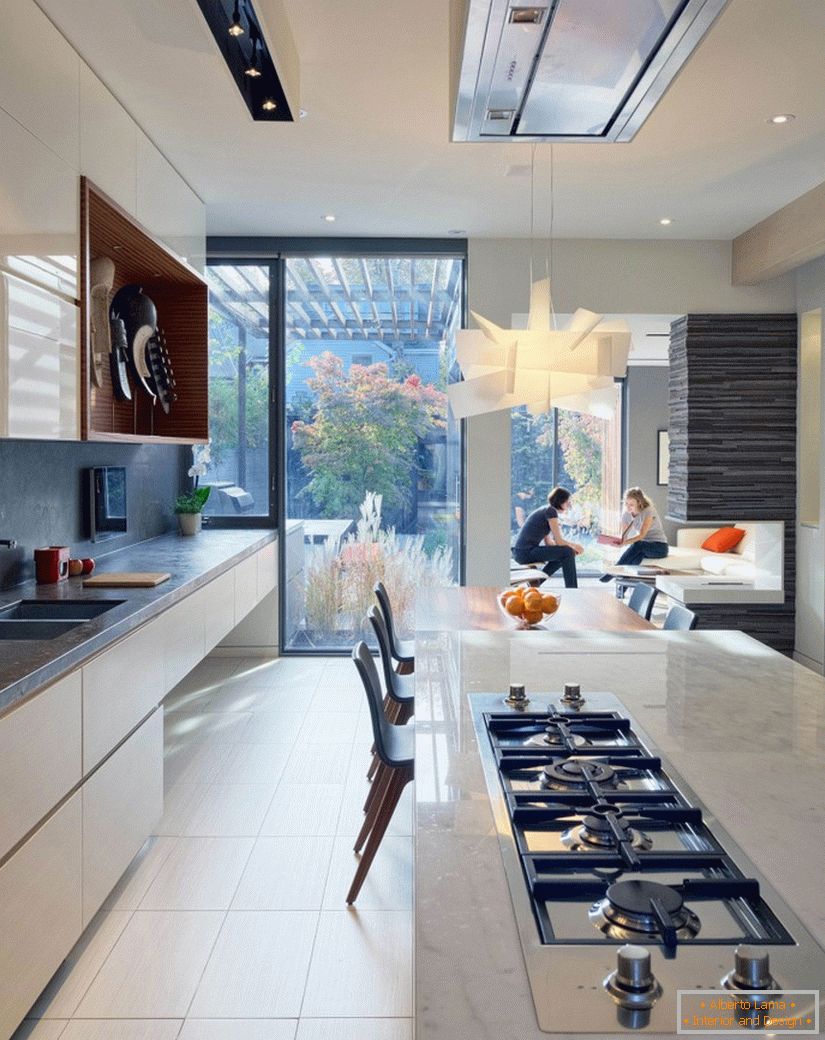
[[701, 527, 746, 553]]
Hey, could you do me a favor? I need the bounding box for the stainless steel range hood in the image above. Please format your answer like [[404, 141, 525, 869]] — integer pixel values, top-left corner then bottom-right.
[[451, 0, 728, 142]]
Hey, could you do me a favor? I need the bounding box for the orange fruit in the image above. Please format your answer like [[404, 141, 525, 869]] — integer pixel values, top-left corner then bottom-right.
[[501, 590, 518, 603], [522, 608, 543, 625], [523, 589, 542, 606], [541, 594, 559, 614], [505, 597, 524, 616]]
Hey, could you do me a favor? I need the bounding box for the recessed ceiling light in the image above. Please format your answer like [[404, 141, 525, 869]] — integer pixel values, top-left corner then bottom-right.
[[768, 113, 795, 124], [659, 218, 672, 226], [323, 214, 336, 223], [448, 229, 466, 236], [262, 98, 277, 111]]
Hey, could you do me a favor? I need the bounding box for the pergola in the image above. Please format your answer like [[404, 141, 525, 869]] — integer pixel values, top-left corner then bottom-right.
[[206, 257, 463, 346]]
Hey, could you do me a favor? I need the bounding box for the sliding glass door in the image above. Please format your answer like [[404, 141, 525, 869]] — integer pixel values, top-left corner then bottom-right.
[[283, 255, 464, 651]]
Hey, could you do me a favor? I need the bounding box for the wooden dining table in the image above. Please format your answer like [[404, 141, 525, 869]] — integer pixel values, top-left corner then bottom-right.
[[415, 585, 656, 633]]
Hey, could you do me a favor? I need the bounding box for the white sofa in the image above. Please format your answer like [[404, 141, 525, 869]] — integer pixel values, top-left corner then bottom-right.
[[654, 522, 785, 605]]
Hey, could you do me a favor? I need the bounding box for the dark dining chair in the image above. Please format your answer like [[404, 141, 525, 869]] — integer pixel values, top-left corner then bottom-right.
[[364, 605, 414, 783], [628, 583, 658, 621], [662, 604, 698, 630], [374, 581, 415, 673], [348, 641, 414, 904], [367, 604, 415, 725]]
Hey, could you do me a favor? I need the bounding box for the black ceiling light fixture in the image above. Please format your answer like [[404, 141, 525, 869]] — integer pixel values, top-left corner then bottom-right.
[[195, 0, 296, 122]]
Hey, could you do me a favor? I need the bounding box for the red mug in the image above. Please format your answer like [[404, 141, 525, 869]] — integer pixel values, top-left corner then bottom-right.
[[34, 545, 70, 584]]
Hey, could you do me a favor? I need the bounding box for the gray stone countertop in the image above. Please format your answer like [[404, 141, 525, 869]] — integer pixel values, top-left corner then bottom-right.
[[414, 627, 825, 1040], [0, 528, 276, 715]]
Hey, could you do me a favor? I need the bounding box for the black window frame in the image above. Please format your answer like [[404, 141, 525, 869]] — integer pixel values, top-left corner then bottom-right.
[[206, 236, 468, 655]]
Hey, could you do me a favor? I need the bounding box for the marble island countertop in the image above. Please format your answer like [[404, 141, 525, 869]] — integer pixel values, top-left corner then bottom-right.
[[413, 628, 825, 1040], [0, 528, 275, 714]]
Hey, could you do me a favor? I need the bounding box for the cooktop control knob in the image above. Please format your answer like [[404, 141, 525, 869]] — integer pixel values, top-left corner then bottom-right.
[[505, 683, 529, 709], [561, 682, 584, 708], [604, 944, 663, 1010], [723, 945, 776, 991]]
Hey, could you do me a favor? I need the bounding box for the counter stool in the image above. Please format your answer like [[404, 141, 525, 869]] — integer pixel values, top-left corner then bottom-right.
[[374, 581, 415, 673], [348, 641, 414, 904]]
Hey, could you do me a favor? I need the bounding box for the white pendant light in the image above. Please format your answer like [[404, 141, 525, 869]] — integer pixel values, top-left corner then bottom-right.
[[448, 146, 630, 420]]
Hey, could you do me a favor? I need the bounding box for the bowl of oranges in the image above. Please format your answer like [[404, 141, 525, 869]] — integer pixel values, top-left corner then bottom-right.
[[498, 586, 561, 629]]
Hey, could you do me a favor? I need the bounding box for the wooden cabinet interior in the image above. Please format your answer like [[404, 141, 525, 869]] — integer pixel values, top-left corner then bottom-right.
[[79, 177, 208, 443]]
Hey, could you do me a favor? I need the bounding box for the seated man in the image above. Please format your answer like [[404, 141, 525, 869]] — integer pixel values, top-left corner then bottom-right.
[[512, 486, 583, 588]]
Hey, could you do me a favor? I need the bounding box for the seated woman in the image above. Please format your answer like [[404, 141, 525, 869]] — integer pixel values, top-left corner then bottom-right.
[[512, 486, 583, 588], [600, 487, 668, 579]]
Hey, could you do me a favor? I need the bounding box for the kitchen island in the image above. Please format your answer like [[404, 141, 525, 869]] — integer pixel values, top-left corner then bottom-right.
[[414, 627, 825, 1039]]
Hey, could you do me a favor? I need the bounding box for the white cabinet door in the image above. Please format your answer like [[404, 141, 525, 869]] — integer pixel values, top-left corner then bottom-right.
[[234, 554, 258, 622], [82, 620, 166, 772], [0, 272, 79, 439], [0, 0, 80, 168], [257, 541, 277, 600], [82, 708, 162, 925], [162, 595, 206, 691], [0, 670, 82, 859], [79, 65, 137, 215], [202, 570, 237, 653], [136, 132, 205, 271], [0, 792, 82, 1040], [0, 108, 78, 299]]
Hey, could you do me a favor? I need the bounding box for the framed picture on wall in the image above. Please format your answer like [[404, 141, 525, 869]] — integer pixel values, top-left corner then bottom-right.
[[657, 430, 670, 486]]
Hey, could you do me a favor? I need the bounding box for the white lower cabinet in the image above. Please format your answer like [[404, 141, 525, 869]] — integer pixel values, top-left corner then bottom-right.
[[82, 617, 165, 773], [0, 669, 81, 859], [257, 541, 277, 600], [234, 554, 259, 622], [0, 538, 276, 1038], [0, 793, 82, 1040], [162, 593, 207, 691], [202, 569, 236, 653], [81, 709, 163, 926]]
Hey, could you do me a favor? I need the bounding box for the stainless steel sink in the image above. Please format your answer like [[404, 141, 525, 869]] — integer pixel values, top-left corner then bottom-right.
[[0, 599, 125, 621], [0, 619, 89, 640], [0, 599, 125, 639]]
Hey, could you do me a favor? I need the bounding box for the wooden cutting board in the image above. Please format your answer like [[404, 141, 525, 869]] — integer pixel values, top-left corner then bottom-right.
[[82, 571, 171, 588]]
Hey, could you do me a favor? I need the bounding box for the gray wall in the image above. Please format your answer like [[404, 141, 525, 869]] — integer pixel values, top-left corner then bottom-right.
[[623, 365, 677, 542], [0, 441, 188, 589]]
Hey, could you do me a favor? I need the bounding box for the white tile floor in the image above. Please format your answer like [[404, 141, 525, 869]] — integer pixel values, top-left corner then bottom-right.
[[17, 656, 413, 1040]]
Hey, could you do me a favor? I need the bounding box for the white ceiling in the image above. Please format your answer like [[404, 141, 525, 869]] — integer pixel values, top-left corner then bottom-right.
[[35, 0, 825, 240]]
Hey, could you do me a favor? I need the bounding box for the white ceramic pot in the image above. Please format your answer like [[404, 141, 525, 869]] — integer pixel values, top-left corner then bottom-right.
[[178, 513, 202, 536]]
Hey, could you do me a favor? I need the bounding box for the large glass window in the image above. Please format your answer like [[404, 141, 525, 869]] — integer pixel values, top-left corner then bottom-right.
[[204, 265, 271, 519], [283, 255, 463, 651], [511, 385, 623, 574]]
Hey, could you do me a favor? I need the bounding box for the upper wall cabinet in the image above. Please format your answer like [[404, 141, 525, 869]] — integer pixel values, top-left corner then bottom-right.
[[0, 108, 79, 298], [0, 0, 80, 168], [80, 67, 137, 217], [136, 134, 206, 275], [0, 271, 78, 439], [80, 179, 209, 444], [0, 0, 206, 441]]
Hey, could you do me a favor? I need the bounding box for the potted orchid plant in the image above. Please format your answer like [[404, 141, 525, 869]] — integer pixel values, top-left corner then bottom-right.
[[175, 442, 212, 536]]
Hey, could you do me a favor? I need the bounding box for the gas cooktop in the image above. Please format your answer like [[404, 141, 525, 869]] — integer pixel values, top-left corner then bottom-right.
[[470, 686, 824, 1034]]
